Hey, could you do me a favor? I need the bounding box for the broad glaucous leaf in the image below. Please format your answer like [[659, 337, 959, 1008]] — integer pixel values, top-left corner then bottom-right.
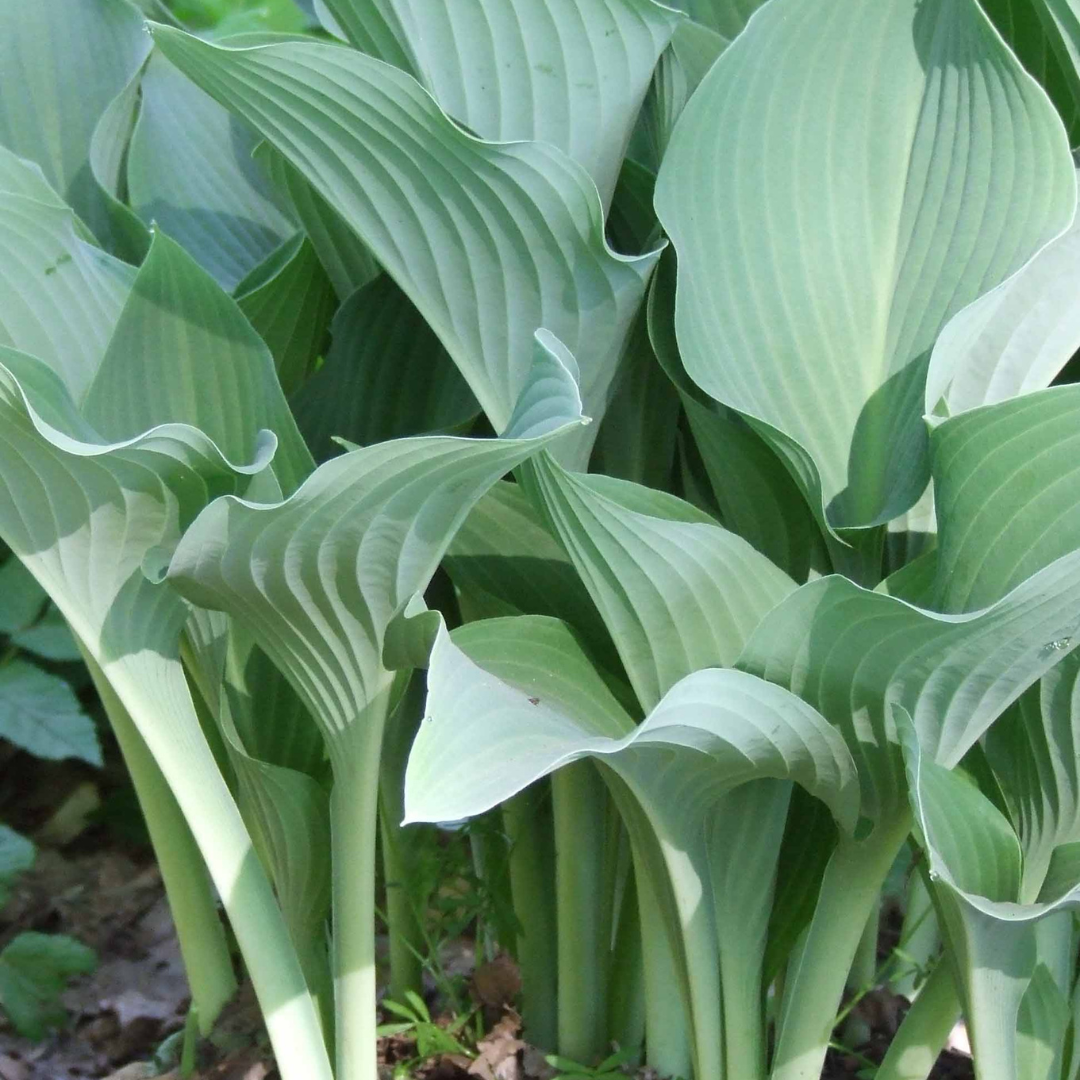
[[127, 53, 297, 290], [406, 614, 858, 1079], [900, 712, 1080, 1079], [654, 0, 1076, 532], [292, 274, 478, 461], [444, 481, 617, 671], [927, 171, 1080, 417], [318, 0, 679, 208], [255, 145, 380, 301], [741, 384, 1080, 825], [0, 182, 331, 1073], [151, 26, 661, 467], [165, 332, 589, 759], [234, 233, 337, 398], [523, 454, 796, 711], [981, 0, 1080, 142], [0, 150, 135, 401], [0, 0, 151, 248], [646, 248, 828, 582]]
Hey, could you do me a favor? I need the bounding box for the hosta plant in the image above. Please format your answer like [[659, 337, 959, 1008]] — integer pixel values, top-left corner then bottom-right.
[[2, 1, 1080, 1079]]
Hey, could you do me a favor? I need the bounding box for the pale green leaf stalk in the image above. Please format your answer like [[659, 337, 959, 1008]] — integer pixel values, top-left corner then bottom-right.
[[165, 334, 588, 1080]]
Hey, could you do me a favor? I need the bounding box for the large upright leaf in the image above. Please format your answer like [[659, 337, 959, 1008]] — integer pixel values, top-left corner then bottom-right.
[[524, 454, 796, 711], [234, 233, 337, 398], [127, 53, 297, 290], [165, 333, 588, 752], [986, 652, 1080, 897], [255, 145, 379, 301], [926, 181, 1080, 416], [151, 28, 660, 467], [663, 0, 767, 39], [901, 714, 1080, 1079], [0, 190, 328, 1074], [406, 619, 857, 831], [931, 384, 1080, 612], [406, 614, 857, 1079], [291, 274, 477, 461], [322, 0, 679, 209], [654, 0, 1076, 530], [0, 152, 135, 402], [0, 347, 332, 1080], [82, 230, 313, 495], [0, 0, 151, 247], [982, 0, 1080, 142], [740, 555, 1080, 828]]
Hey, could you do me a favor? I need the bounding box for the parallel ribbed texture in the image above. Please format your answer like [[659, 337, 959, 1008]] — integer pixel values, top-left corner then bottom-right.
[[931, 385, 1080, 612], [655, 0, 1076, 529], [292, 272, 477, 461], [740, 553, 1080, 824], [128, 54, 297, 291], [0, 0, 150, 244], [236, 234, 337, 399], [406, 616, 857, 833], [0, 152, 135, 402], [0, 347, 331, 1080], [167, 339, 586, 750], [323, 0, 677, 207], [986, 651, 1080, 899], [927, 194, 1080, 415], [153, 29, 658, 466], [527, 454, 796, 712], [82, 231, 313, 496]]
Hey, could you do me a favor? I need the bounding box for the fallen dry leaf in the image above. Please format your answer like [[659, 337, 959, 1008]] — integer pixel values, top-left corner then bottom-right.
[[468, 1010, 525, 1080]]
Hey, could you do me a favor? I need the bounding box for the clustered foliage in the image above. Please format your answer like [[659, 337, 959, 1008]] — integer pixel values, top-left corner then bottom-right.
[[2, 1, 1080, 1079]]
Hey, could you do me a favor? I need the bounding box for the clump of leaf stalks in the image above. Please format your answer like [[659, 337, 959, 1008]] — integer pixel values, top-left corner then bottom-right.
[[1, 1, 1080, 1079]]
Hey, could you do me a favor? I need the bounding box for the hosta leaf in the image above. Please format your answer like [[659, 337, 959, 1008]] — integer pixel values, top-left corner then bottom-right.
[[256, 145, 379, 301], [931, 385, 1080, 612], [127, 53, 297, 290], [628, 19, 726, 174], [1017, 963, 1070, 1080], [235, 233, 336, 398], [0, 659, 101, 766], [0, 826, 34, 910], [151, 27, 660, 467], [741, 550, 1080, 826], [0, 932, 96, 1039], [590, 311, 679, 492], [323, 0, 679, 209], [292, 274, 477, 461], [981, 0, 1080, 143], [444, 481, 616, 668], [647, 248, 827, 583], [664, 0, 767, 39], [86, 60, 151, 267], [927, 177, 1080, 416], [900, 713, 1080, 1078], [0, 0, 151, 249], [654, 0, 1076, 530], [406, 615, 858, 1078], [0, 347, 330, 1075], [524, 454, 796, 711], [165, 332, 588, 751], [986, 653, 1080, 899], [0, 153, 135, 401], [82, 229, 313, 495]]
